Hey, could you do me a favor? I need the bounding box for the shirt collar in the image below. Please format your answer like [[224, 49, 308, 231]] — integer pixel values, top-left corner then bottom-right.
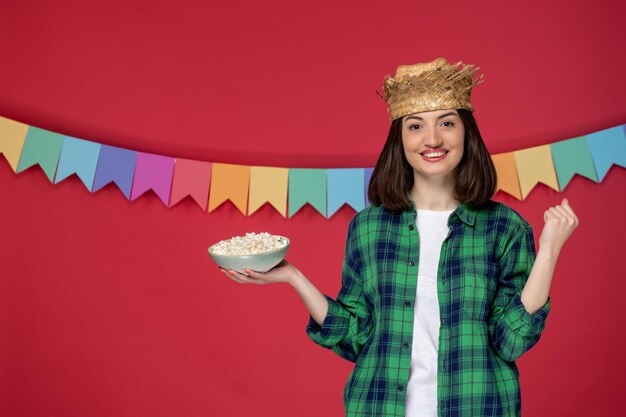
[[405, 190, 477, 227]]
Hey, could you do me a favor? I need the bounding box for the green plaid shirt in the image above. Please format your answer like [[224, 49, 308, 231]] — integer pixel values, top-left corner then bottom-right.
[[306, 197, 551, 417]]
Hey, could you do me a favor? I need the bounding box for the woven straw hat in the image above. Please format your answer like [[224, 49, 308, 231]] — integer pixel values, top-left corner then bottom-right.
[[379, 57, 484, 122]]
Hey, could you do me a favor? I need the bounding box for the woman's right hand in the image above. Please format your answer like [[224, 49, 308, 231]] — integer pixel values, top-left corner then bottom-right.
[[220, 259, 300, 286], [222, 259, 329, 328]]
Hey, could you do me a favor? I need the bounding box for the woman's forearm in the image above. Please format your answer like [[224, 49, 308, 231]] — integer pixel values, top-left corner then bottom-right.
[[521, 247, 559, 315], [289, 270, 329, 327], [522, 198, 579, 315]]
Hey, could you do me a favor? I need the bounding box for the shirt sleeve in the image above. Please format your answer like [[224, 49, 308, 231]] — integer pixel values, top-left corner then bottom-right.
[[487, 223, 551, 362], [305, 216, 373, 363]]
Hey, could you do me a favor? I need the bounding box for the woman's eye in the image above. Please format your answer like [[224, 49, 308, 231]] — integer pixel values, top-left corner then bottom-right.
[[442, 121, 455, 127], [409, 124, 421, 130]]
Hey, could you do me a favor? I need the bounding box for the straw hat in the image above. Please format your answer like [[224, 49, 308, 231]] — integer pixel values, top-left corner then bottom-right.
[[379, 57, 484, 122]]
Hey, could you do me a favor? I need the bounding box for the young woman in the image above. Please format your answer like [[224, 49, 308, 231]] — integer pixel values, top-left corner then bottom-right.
[[220, 58, 579, 417]]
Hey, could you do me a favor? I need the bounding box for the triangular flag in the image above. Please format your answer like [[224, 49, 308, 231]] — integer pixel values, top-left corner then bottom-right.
[[92, 145, 138, 199], [248, 166, 289, 217], [170, 159, 212, 210], [513, 145, 560, 199], [550, 136, 598, 189], [364, 167, 374, 206], [208, 163, 250, 215], [491, 153, 522, 200], [55, 136, 102, 190], [16, 127, 64, 182], [288, 168, 327, 217], [327, 168, 365, 218], [0, 116, 29, 172], [585, 125, 626, 181], [130, 152, 175, 206]]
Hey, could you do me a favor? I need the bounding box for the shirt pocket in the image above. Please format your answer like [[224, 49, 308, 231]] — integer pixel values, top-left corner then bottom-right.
[[460, 261, 498, 321]]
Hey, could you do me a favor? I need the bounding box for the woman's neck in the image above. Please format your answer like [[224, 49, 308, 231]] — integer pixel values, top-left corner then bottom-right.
[[409, 174, 459, 211]]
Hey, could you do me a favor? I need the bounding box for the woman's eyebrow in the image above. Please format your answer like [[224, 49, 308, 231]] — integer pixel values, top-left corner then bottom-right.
[[405, 112, 458, 122]]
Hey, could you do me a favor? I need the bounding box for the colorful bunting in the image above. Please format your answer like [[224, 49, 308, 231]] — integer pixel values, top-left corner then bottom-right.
[[130, 152, 175, 206], [513, 145, 560, 199], [170, 159, 212, 211], [585, 126, 626, 181], [0, 116, 28, 172], [288, 168, 327, 217], [208, 163, 250, 215], [327, 168, 365, 218], [55, 137, 102, 190], [550, 136, 598, 190], [92, 145, 137, 198], [0, 114, 624, 218], [248, 166, 289, 217], [16, 127, 64, 182]]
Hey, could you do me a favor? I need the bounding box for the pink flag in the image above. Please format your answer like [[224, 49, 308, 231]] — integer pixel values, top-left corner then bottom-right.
[[170, 159, 212, 210]]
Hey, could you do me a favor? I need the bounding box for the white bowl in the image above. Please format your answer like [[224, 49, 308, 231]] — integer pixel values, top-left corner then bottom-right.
[[208, 236, 290, 274]]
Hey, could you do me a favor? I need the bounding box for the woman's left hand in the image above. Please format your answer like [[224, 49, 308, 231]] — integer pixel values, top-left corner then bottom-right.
[[539, 198, 579, 256]]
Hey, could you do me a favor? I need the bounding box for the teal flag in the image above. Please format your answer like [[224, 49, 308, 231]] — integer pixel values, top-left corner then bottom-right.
[[327, 168, 365, 218], [55, 136, 102, 190], [586, 125, 626, 181], [288, 168, 326, 217], [16, 127, 64, 182], [550, 136, 598, 190]]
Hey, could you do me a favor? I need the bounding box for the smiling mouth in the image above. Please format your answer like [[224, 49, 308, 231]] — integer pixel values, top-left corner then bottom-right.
[[421, 151, 448, 158], [419, 150, 449, 162]]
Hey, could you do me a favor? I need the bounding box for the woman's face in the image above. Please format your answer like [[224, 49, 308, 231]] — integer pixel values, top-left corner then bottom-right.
[[401, 109, 465, 183]]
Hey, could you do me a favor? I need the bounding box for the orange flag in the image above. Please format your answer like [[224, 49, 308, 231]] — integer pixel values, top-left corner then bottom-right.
[[491, 152, 522, 200], [208, 163, 250, 215]]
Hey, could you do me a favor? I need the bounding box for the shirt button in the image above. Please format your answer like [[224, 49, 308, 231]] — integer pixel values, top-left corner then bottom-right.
[[404, 300, 411, 307], [442, 317, 446, 325], [409, 224, 414, 230], [402, 342, 409, 349], [409, 261, 415, 266], [398, 384, 404, 392]]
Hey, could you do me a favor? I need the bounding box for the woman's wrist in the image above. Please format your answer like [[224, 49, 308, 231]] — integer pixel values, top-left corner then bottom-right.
[[537, 244, 561, 261], [287, 267, 305, 287]]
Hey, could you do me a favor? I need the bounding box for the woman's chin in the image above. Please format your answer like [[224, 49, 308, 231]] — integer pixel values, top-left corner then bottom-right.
[[413, 167, 457, 180]]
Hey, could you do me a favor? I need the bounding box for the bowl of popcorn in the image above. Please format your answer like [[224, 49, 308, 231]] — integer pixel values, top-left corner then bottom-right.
[[208, 232, 290, 274]]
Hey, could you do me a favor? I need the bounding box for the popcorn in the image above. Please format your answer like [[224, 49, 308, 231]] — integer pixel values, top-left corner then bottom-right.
[[211, 232, 287, 256]]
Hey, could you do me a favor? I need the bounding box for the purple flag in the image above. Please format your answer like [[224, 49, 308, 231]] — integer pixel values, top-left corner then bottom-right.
[[130, 152, 175, 206], [92, 145, 138, 199]]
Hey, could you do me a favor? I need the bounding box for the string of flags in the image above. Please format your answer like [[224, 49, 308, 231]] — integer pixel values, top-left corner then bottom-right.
[[1, 115, 625, 218]]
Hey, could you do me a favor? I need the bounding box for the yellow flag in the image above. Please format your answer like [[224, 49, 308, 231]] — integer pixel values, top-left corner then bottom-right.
[[248, 166, 289, 217], [513, 145, 560, 199], [0, 116, 29, 172], [208, 163, 250, 215], [491, 152, 522, 200]]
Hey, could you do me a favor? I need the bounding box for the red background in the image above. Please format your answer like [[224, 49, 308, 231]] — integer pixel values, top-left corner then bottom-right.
[[1, 1, 625, 416]]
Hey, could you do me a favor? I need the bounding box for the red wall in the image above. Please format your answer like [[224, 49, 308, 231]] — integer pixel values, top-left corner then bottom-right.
[[1, 1, 625, 416]]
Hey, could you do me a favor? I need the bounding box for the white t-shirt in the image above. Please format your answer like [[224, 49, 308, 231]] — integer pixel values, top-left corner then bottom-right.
[[405, 207, 454, 417]]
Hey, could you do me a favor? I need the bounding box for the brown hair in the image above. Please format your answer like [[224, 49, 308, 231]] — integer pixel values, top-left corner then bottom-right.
[[367, 109, 496, 213]]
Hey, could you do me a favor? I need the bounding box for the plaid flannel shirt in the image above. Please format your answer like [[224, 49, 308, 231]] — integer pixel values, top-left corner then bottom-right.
[[306, 197, 551, 417]]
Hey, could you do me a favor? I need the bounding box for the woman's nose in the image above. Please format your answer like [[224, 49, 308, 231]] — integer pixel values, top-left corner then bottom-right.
[[423, 128, 443, 147]]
